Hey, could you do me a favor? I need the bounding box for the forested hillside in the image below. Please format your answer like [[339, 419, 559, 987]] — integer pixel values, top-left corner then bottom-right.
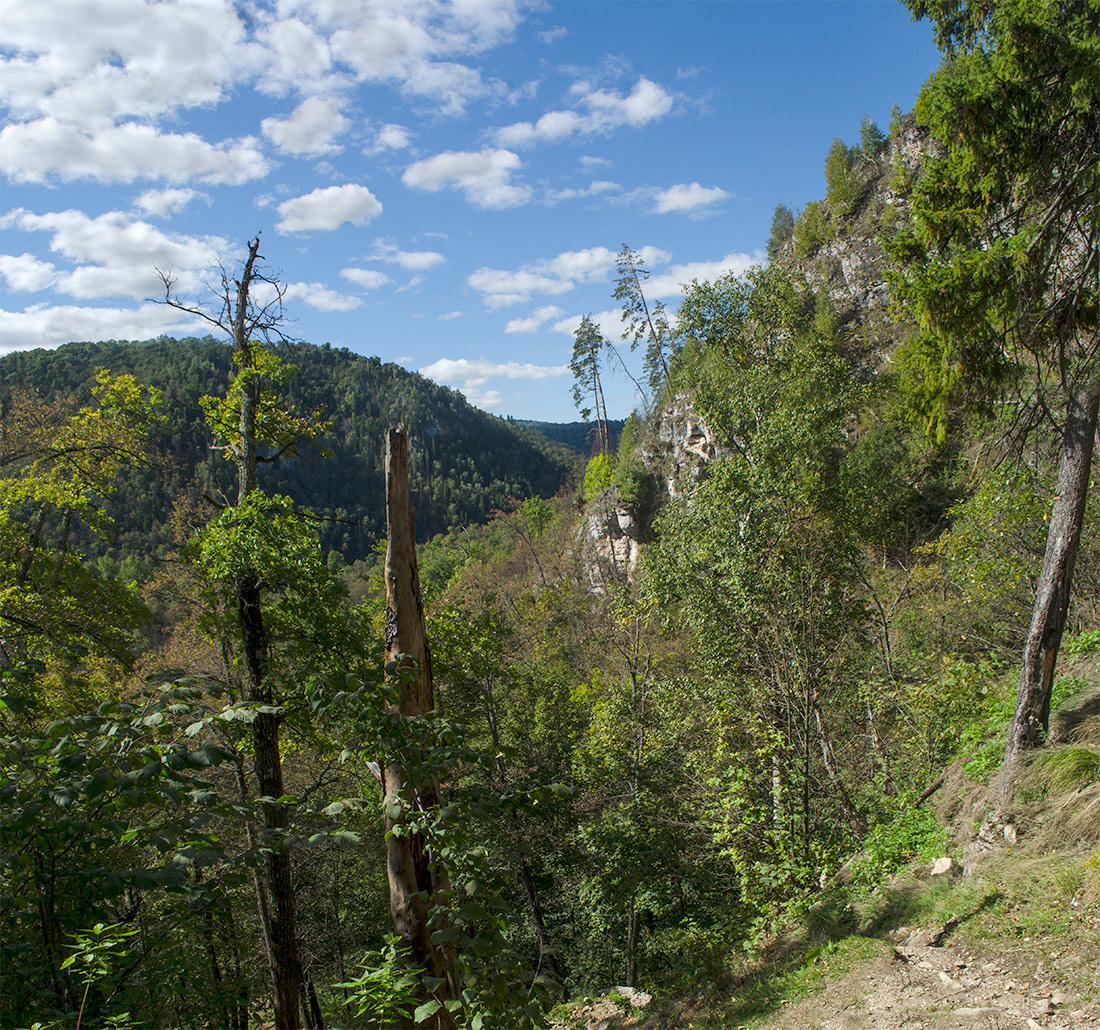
[[0, 337, 575, 563], [2, 3, 1098, 1030]]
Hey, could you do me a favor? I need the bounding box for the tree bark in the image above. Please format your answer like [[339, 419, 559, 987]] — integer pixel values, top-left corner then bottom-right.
[[382, 427, 457, 1025], [998, 381, 1099, 803]]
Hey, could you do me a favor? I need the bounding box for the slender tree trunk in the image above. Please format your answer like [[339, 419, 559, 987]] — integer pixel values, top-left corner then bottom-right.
[[625, 894, 639, 988], [518, 859, 562, 982], [382, 427, 457, 1026], [812, 695, 865, 833], [243, 592, 303, 1027], [998, 381, 1099, 803], [228, 238, 304, 1028]]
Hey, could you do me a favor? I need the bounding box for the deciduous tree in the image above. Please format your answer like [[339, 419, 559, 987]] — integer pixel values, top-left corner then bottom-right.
[[888, 0, 1099, 799]]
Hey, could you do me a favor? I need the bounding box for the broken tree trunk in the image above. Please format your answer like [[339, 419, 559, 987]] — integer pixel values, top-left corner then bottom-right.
[[382, 427, 457, 1025]]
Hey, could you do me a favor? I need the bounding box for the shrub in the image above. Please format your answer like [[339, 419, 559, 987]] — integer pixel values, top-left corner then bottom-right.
[[793, 201, 832, 257], [767, 203, 796, 260], [583, 454, 614, 500], [850, 807, 948, 886], [824, 137, 862, 220]]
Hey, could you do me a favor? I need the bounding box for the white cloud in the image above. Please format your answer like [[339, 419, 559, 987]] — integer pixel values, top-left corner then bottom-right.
[[403, 148, 530, 209], [653, 182, 729, 215], [438, 310, 465, 320], [467, 267, 573, 310], [550, 308, 621, 341], [467, 244, 670, 309], [462, 386, 504, 409], [276, 184, 383, 233], [546, 180, 620, 205], [368, 240, 446, 271], [0, 0, 251, 124], [495, 76, 674, 148], [538, 27, 568, 44], [647, 252, 759, 299], [2, 207, 229, 299], [0, 302, 204, 355], [261, 96, 349, 155], [256, 16, 335, 95], [373, 123, 413, 151], [580, 155, 614, 172], [292, 0, 526, 115], [135, 188, 203, 218], [0, 252, 56, 292], [0, 119, 268, 184], [419, 356, 569, 387], [504, 304, 565, 333], [284, 281, 361, 312], [340, 267, 391, 290]]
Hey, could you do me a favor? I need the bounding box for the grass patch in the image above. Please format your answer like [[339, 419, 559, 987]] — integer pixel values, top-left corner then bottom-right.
[[1030, 745, 1100, 793], [703, 936, 881, 1028]]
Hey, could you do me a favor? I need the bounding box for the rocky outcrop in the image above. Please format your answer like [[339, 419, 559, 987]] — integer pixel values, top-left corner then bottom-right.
[[578, 503, 642, 592], [643, 391, 720, 499], [578, 393, 720, 592]]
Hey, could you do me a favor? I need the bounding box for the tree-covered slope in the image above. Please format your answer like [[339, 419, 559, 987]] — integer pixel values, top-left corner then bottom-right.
[[0, 337, 574, 561]]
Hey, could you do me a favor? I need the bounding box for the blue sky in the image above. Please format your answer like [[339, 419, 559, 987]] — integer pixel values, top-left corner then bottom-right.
[[0, 0, 942, 423]]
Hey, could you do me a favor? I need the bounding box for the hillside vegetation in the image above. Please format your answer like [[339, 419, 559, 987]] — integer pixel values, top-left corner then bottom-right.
[[1, 336, 575, 565], [1, 3, 1098, 1029]]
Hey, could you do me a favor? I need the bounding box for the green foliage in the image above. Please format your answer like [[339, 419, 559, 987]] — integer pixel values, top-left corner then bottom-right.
[[766, 203, 795, 260], [888, 101, 903, 136], [0, 337, 573, 564], [201, 343, 329, 469], [792, 200, 832, 257], [888, 0, 1100, 442], [850, 807, 948, 886], [0, 374, 160, 682], [332, 934, 425, 1027], [1029, 746, 1100, 794], [570, 316, 610, 453], [823, 137, 862, 221], [858, 115, 887, 157], [582, 455, 614, 501], [615, 245, 677, 399], [1064, 630, 1100, 657]]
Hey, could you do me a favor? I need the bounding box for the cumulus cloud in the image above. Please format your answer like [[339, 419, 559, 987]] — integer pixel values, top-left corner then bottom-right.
[[467, 267, 573, 310], [372, 123, 413, 151], [284, 281, 361, 311], [646, 252, 759, 298], [439, 310, 465, 320], [403, 148, 530, 209], [550, 308, 622, 341], [0, 0, 250, 124], [467, 245, 670, 309], [288, 1, 525, 115], [0, 302, 203, 355], [135, 188, 203, 218], [0, 253, 57, 292], [495, 76, 674, 148], [368, 240, 446, 271], [261, 96, 350, 155], [418, 354, 570, 411], [504, 305, 566, 333], [276, 184, 383, 233], [340, 268, 391, 290], [0, 119, 268, 185], [256, 16, 336, 95], [653, 182, 729, 215], [2, 207, 229, 299]]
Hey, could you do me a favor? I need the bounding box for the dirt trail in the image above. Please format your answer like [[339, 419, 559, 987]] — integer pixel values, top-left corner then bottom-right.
[[760, 928, 1099, 1030]]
